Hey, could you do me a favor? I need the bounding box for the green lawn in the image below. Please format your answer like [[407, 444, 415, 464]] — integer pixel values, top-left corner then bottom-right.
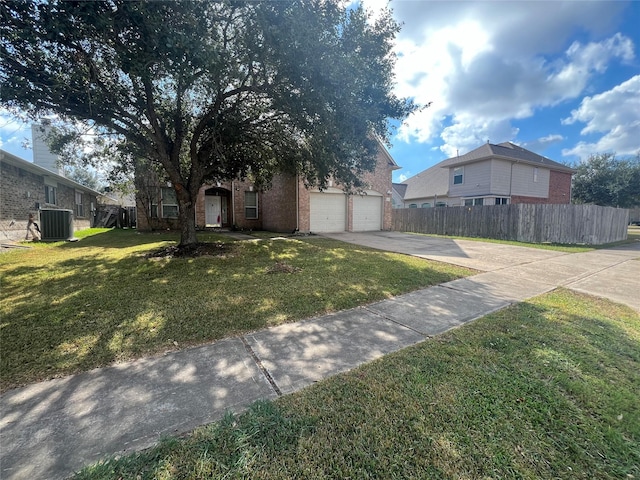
[[0, 228, 472, 391], [75, 289, 640, 479]]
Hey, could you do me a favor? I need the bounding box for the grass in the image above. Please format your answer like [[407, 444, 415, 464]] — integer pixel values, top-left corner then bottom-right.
[[412, 225, 640, 253], [0, 228, 472, 391], [74, 289, 640, 479]]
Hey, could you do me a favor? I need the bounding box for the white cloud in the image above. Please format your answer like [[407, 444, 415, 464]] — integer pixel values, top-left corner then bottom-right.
[[440, 118, 519, 157], [562, 75, 640, 158], [397, 172, 409, 182], [373, 1, 635, 159], [394, 24, 634, 156], [521, 134, 565, 153]]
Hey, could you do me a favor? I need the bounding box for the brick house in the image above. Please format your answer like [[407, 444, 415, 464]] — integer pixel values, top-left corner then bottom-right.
[[137, 140, 399, 233], [0, 149, 100, 242], [397, 142, 575, 208]]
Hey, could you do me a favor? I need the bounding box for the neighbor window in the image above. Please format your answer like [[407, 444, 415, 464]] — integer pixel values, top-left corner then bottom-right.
[[453, 167, 464, 185], [245, 191, 258, 219], [44, 185, 57, 205], [421, 203, 431, 208], [533, 167, 539, 183], [75, 191, 84, 217], [161, 187, 178, 218], [408, 203, 418, 208], [436, 202, 447, 207], [464, 198, 484, 206], [496, 197, 509, 205]]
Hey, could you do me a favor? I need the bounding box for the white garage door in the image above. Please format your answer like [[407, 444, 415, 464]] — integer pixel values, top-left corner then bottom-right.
[[352, 194, 382, 231], [310, 191, 346, 232]]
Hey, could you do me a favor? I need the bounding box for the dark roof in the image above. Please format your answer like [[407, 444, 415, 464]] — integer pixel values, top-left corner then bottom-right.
[[439, 142, 575, 173], [400, 163, 450, 200], [392, 183, 407, 197]]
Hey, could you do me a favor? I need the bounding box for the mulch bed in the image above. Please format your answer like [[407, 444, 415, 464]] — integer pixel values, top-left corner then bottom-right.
[[146, 242, 233, 259]]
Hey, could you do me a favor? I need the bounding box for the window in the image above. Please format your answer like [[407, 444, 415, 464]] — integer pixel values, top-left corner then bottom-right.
[[245, 191, 258, 219], [421, 203, 431, 208], [161, 187, 178, 218], [533, 167, 538, 183], [436, 202, 447, 207], [453, 167, 464, 185], [464, 198, 484, 206], [75, 191, 84, 217], [496, 197, 509, 205], [45, 185, 57, 204], [408, 203, 418, 208]]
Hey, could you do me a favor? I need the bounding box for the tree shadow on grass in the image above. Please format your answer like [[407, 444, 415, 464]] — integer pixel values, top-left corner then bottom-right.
[[0, 236, 469, 391], [0, 234, 473, 479]]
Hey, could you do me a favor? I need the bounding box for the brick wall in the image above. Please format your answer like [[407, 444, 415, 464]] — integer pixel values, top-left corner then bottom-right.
[[359, 149, 394, 230], [294, 148, 395, 232], [1, 160, 96, 241], [297, 177, 311, 232], [262, 175, 297, 232], [231, 180, 262, 230], [548, 170, 572, 204], [511, 170, 573, 205]]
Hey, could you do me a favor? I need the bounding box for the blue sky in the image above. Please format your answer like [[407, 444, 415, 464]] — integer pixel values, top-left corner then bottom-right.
[[1, 1, 639, 184]]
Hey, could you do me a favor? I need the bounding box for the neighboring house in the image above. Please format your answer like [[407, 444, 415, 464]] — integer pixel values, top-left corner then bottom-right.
[[391, 183, 407, 208], [397, 142, 575, 207], [396, 163, 453, 208], [1, 149, 100, 242], [136, 140, 399, 233]]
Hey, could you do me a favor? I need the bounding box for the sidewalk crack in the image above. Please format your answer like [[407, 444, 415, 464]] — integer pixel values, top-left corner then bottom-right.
[[240, 336, 282, 396]]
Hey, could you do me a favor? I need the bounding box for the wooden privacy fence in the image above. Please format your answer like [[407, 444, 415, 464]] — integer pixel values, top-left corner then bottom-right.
[[392, 204, 629, 245]]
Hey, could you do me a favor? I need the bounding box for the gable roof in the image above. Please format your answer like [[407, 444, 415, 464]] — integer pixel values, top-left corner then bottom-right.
[[0, 149, 103, 196], [439, 142, 575, 173], [376, 137, 401, 170], [401, 162, 450, 200], [392, 182, 407, 197]]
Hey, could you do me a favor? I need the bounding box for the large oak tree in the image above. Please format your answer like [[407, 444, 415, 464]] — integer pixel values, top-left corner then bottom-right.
[[1, 0, 414, 245]]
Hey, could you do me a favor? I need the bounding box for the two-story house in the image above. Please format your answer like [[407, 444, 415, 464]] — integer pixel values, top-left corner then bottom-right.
[[396, 142, 575, 208]]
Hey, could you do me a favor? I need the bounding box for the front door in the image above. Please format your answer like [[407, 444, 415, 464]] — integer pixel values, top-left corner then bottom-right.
[[205, 195, 222, 227]]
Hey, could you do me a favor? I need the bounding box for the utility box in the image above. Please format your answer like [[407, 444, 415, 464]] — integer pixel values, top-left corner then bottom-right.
[[40, 209, 74, 241]]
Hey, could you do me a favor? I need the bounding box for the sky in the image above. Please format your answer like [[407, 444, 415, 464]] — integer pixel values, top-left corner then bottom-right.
[[1, 0, 639, 184]]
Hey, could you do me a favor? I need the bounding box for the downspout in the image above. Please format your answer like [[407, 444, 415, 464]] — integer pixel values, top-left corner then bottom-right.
[[509, 161, 514, 198]]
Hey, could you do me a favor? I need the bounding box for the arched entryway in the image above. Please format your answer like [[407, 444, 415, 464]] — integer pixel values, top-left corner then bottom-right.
[[204, 187, 230, 227]]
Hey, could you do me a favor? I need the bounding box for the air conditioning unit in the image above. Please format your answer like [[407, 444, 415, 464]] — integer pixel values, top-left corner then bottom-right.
[[40, 209, 74, 241]]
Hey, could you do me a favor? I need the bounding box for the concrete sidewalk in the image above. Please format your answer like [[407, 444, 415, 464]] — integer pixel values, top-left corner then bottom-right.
[[1, 234, 638, 479]]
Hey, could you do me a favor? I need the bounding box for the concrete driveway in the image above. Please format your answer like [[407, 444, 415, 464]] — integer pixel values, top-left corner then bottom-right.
[[322, 231, 640, 312], [322, 231, 567, 272]]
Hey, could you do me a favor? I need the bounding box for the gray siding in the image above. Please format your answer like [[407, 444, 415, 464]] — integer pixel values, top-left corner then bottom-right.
[[449, 160, 492, 197], [490, 159, 512, 195], [511, 163, 549, 198]]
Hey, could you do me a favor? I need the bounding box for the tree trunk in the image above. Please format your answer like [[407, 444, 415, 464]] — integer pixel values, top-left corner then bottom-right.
[[177, 194, 198, 247]]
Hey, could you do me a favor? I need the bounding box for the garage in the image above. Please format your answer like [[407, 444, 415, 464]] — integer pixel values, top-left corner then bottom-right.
[[352, 192, 383, 231], [309, 190, 346, 232]]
